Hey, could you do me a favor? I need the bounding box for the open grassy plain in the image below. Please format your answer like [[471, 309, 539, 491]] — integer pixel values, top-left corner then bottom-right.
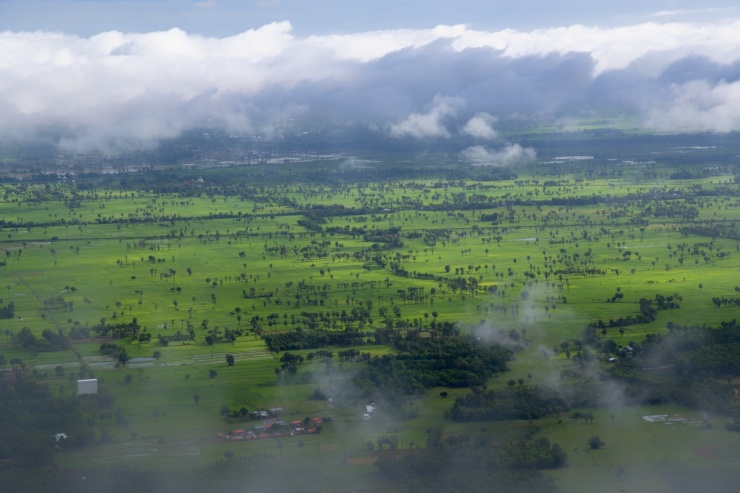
[[1, 139, 739, 491]]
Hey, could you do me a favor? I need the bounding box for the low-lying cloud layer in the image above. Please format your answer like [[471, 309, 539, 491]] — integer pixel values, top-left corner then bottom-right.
[[461, 144, 537, 166], [2, 19, 740, 151]]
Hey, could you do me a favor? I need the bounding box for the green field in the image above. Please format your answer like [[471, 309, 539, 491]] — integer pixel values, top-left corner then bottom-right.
[[1, 143, 739, 492]]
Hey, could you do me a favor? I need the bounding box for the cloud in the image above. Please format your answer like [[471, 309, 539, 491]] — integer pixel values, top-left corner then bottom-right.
[[2, 19, 740, 151], [461, 144, 536, 166], [195, 0, 218, 8], [650, 8, 735, 18], [645, 79, 740, 132], [461, 113, 497, 139], [388, 95, 462, 138]]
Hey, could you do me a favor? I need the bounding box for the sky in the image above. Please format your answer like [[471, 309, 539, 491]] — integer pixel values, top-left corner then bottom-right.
[[1, 1, 740, 152]]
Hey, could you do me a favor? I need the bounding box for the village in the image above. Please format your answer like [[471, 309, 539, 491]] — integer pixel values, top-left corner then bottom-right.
[[217, 408, 325, 442], [217, 403, 377, 442]]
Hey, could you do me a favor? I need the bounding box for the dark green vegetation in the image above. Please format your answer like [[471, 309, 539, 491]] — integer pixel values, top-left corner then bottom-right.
[[1, 131, 740, 492], [375, 429, 565, 493]]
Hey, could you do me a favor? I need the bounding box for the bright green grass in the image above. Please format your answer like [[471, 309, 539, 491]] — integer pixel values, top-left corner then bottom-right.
[[1, 165, 739, 490]]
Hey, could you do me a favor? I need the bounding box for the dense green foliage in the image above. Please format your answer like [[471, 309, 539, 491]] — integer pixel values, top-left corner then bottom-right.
[[351, 334, 512, 402], [375, 429, 563, 493], [0, 376, 90, 469], [0, 300, 15, 319], [13, 326, 70, 353], [264, 326, 365, 351], [593, 320, 740, 412], [450, 385, 569, 421]]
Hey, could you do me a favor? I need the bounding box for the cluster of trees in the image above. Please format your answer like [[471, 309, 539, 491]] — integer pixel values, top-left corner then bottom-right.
[[218, 404, 250, 422], [681, 222, 739, 241], [277, 352, 304, 373], [684, 343, 740, 376], [375, 428, 563, 493], [0, 300, 15, 319], [99, 342, 129, 364], [351, 335, 512, 403], [585, 294, 681, 336], [42, 295, 73, 311], [68, 325, 93, 340], [13, 327, 69, 353], [80, 320, 142, 340], [641, 200, 699, 220], [296, 205, 378, 233], [68, 320, 154, 345], [591, 320, 740, 414], [449, 385, 569, 422], [0, 375, 94, 471], [652, 293, 682, 310], [498, 437, 569, 470], [711, 296, 740, 308], [446, 276, 480, 294], [263, 327, 365, 351], [277, 307, 374, 331], [641, 319, 740, 379], [158, 331, 193, 346], [363, 227, 404, 248]]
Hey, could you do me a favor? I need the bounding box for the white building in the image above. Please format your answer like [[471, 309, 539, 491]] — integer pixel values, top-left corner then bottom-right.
[[77, 378, 98, 396]]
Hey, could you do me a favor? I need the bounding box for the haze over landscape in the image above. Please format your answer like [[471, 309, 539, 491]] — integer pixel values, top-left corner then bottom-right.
[[1, 3, 740, 493]]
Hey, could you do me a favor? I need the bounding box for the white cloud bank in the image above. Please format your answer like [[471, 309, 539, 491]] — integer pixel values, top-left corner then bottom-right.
[[389, 95, 462, 138], [461, 144, 537, 166], [2, 19, 740, 150], [462, 113, 498, 139], [645, 79, 740, 132]]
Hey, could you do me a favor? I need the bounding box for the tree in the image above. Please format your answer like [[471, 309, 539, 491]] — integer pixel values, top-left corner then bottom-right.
[[123, 374, 133, 385], [18, 434, 55, 468], [209, 369, 218, 378], [13, 326, 37, 351], [588, 436, 605, 450], [225, 353, 235, 366]]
